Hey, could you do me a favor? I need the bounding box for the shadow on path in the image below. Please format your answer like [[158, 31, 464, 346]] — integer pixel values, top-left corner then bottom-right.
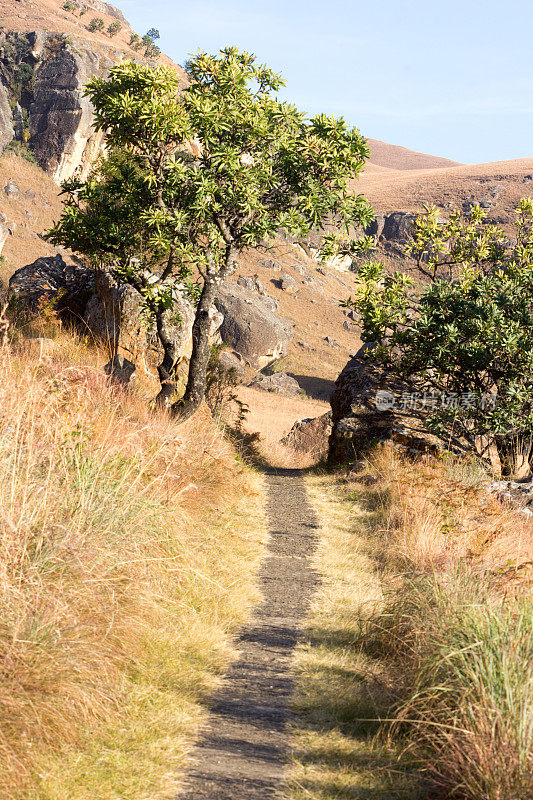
[[177, 469, 320, 800]]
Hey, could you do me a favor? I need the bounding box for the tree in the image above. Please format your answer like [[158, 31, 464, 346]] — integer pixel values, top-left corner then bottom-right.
[[107, 21, 122, 38], [48, 49, 373, 420], [129, 32, 141, 50], [344, 200, 533, 476], [88, 17, 105, 32], [142, 34, 160, 59], [145, 28, 160, 41]]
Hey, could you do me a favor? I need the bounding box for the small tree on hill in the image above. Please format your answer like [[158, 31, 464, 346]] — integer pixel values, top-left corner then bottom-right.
[[344, 200, 533, 476], [48, 49, 373, 420], [107, 21, 122, 38], [88, 17, 105, 32]]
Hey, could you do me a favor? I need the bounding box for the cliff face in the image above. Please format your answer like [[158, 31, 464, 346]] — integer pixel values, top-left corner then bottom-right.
[[0, 31, 112, 183]]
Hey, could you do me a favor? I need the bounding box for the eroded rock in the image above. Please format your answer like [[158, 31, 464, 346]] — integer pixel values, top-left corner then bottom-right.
[[249, 372, 301, 397], [214, 283, 292, 369], [329, 343, 442, 463]]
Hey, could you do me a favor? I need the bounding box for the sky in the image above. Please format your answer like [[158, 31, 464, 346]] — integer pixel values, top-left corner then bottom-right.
[[118, 0, 532, 165]]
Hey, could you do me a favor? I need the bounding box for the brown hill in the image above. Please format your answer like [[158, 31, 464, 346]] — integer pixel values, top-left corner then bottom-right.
[[367, 138, 462, 170], [0, 0, 181, 70], [358, 157, 533, 217]]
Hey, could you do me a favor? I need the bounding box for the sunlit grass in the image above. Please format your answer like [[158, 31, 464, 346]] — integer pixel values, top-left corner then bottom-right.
[[0, 332, 267, 799], [286, 474, 424, 800]]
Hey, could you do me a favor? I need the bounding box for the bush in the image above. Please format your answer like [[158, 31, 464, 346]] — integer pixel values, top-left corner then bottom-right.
[[345, 201, 533, 476], [107, 21, 122, 37], [87, 17, 104, 32]]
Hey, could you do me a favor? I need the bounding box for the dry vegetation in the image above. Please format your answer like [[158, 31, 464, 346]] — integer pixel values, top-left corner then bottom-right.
[[296, 449, 532, 799], [0, 324, 267, 800]]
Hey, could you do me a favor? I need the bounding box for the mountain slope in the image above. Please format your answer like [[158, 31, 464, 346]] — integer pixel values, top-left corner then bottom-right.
[[366, 137, 462, 170]]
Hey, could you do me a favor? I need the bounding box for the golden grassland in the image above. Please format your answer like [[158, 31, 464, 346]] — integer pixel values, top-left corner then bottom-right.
[[0, 330, 268, 800], [289, 448, 532, 800]]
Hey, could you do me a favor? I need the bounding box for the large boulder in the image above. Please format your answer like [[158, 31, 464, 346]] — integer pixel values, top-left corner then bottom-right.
[[214, 283, 293, 369], [9, 254, 94, 318], [282, 412, 332, 461], [328, 343, 442, 463], [83, 270, 197, 368], [249, 372, 301, 397], [381, 212, 416, 242]]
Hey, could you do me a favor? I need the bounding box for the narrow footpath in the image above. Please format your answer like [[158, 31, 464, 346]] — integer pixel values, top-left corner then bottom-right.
[[178, 468, 320, 799]]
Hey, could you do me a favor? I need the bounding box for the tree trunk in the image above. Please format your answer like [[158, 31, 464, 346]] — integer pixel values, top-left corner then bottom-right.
[[154, 308, 178, 407], [171, 276, 218, 422]]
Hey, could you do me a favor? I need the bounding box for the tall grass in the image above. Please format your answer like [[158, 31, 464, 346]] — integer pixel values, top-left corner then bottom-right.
[[0, 333, 266, 799], [380, 574, 533, 800], [357, 446, 533, 800]]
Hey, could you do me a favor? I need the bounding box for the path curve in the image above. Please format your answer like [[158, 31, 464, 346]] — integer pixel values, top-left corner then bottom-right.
[[177, 468, 319, 799]]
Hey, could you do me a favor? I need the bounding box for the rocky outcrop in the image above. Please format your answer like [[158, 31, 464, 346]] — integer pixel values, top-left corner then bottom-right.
[[9, 254, 94, 318], [29, 36, 109, 182], [282, 413, 332, 461], [328, 343, 442, 463], [0, 80, 14, 151], [0, 31, 111, 182], [214, 283, 293, 369], [249, 372, 301, 397], [83, 270, 196, 368], [381, 212, 416, 242], [9, 257, 199, 372], [88, 1, 128, 23]]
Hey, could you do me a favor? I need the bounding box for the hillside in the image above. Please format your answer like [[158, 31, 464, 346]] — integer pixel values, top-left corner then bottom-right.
[[0, 0, 180, 69], [366, 137, 461, 170]]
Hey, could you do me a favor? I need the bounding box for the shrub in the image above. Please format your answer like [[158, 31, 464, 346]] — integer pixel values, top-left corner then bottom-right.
[[107, 21, 122, 37], [88, 17, 104, 32], [345, 201, 533, 477]]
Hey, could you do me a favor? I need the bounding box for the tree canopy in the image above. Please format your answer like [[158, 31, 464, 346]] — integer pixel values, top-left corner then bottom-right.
[[49, 47, 374, 417], [344, 200, 533, 476]]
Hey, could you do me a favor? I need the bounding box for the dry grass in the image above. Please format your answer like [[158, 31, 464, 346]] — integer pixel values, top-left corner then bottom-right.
[[285, 474, 425, 799], [350, 446, 533, 800], [0, 328, 267, 799], [236, 385, 329, 467]]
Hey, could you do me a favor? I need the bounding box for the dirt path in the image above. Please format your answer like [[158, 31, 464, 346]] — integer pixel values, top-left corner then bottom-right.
[[177, 468, 319, 799]]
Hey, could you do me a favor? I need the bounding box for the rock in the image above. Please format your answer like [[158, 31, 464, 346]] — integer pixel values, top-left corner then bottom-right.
[[0, 224, 7, 256], [4, 181, 19, 199], [365, 213, 385, 238], [282, 412, 332, 461], [218, 350, 246, 378], [104, 354, 136, 386], [255, 279, 265, 295], [0, 213, 7, 224], [214, 283, 292, 369], [29, 37, 107, 182], [237, 275, 256, 291], [83, 270, 196, 367], [381, 212, 416, 242], [260, 258, 281, 271], [328, 343, 442, 463], [279, 274, 298, 293], [7, 223, 17, 235], [9, 254, 94, 318], [88, 0, 127, 22], [249, 372, 301, 397], [343, 320, 353, 331], [257, 294, 279, 312], [292, 264, 308, 276], [323, 254, 353, 271], [24, 189, 36, 199], [323, 336, 340, 348], [0, 82, 14, 154]]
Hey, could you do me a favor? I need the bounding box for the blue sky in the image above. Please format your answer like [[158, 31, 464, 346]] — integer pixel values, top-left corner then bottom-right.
[[119, 0, 532, 165]]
